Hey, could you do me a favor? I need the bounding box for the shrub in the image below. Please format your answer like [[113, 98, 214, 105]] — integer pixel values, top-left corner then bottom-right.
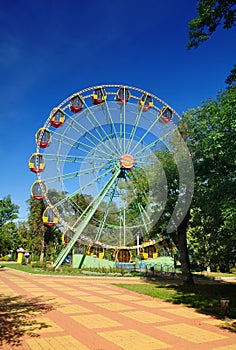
[[0, 255, 10, 261], [31, 261, 47, 269]]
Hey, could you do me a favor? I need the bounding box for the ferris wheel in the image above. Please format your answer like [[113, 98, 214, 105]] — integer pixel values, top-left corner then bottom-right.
[[29, 84, 192, 269]]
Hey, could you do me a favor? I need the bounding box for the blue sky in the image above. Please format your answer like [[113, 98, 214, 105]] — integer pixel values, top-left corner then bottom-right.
[[0, 0, 235, 221]]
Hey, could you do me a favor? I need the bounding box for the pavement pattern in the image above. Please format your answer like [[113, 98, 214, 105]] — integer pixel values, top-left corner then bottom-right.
[[0, 268, 236, 349]]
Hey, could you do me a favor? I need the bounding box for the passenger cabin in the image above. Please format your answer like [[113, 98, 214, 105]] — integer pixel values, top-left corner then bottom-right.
[[62, 229, 74, 244], [86, 243, 104, 259], [31, 180, 47, 200], [92, 87, 107, 105], [42, 207, 59, 227], [70, 94, 84, 113], [115, 248, 132, 263], [116, 86, 130, 104], [28, 153, 45, 173], [140, 242, 158, 259], [138, 93, 153, 112], [159, 106, 173, 124], [36, 128, 52, 148], [50, 108, 65, 128]]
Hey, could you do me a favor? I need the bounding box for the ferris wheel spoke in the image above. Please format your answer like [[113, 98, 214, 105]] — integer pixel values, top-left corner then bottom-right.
[[129, 118, 160, 155], [50, 166, 117, 212], [44, 152, 113, 166], [122, 103, 126, 153], [94, 179, 119, 241], [136, 203, 150, 235], [53, 132, 98, 155], [132, 127, 174, 158], [125, 108, 143, 154], [129, 105, 175, 156], [84, 102, 121, 154], [44, 153, 87, 164], [54, 164, 106, 182], [63, 111, 118, 157], [67, 166, 116, 201], [103, 100, 122, 153], [71, 164, 121, 229]]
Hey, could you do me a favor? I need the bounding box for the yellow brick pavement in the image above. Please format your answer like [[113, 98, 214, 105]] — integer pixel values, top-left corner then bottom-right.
[[0, 268, 235, 350]]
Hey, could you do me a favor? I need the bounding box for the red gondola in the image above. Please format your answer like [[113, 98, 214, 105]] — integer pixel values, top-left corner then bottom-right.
[[62, 229, 74, 244], [92, 86, 107, 105], [138, 93, 153, 112], [28, 153, 45, 173], [35, 128, 52, 148], [159, 106, 173, 124], [116, 86, 130, 104], [42, 207, 59, 227], [50, 108, 65, 128], [30, 180, 48, 200], [70, 94, 84, 113]]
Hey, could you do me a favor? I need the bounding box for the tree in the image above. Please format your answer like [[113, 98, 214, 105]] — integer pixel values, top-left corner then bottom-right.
[[225, 63, 236, 88], [0, 196, 19, 256], [182, 87, 236, 272], [27, 190, 63, 262], [187, 0, 236, 86], [187, 0, 236, 49], [0, 195, 19, 227], [148, 150, 194, 284]]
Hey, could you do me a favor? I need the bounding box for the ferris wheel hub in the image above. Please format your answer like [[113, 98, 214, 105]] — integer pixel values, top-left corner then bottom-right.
[[120, 154, 135, 169]]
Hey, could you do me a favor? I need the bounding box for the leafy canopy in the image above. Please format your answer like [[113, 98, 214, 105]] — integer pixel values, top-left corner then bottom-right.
[[187, 0, 236, 49]]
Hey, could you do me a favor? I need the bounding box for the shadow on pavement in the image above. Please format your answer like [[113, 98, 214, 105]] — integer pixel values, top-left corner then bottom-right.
[[0, 294, 54, 347]]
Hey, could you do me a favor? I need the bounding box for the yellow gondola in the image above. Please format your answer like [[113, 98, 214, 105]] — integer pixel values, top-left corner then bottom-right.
[[30, 180, 48, 200], [42, 206, 59, 227], [115, 86, 130, 104], [159, 106, 173, 124], [50, 108, 65, 128], [92, 86, 107, 105], [114, 247, 132, 263], [28, 153, 45, 173], [86, 243, 104, 259], [62, 229, 74, 245], [139, 241, 158, 259], [70, 94, 84, 113], [138, 93, 153, 112], [35, 128, 52, 148]]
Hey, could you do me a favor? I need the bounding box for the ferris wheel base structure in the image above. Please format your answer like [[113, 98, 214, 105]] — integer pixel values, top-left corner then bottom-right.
[[71, 253, 174, 272]]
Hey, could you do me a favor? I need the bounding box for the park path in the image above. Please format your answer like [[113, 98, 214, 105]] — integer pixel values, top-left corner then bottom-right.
[[0, 268, 235, 350]]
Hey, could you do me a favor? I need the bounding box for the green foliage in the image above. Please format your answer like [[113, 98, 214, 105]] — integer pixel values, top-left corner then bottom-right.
[[187, 0, 236, 49], [31, 261, 47, 269], [0, 255, 11, 261], [187, 1, 236, 87], [225, 64, 236, 88], [0, 195, 19, 227], [0, 196, 19, 256], [27, 190, 63, 262], [183, 87, 236, 272]]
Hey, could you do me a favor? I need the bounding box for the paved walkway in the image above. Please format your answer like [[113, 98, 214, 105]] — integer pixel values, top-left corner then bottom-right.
[[0, 268, 236, 350]]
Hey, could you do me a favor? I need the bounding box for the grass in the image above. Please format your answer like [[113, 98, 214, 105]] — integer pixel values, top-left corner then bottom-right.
[[0, 263, 81, 276]]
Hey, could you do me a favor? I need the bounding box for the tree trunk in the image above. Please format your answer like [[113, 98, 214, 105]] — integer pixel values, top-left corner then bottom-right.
[[39, 232, 46, 262], [177, 210, 194, 285]]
